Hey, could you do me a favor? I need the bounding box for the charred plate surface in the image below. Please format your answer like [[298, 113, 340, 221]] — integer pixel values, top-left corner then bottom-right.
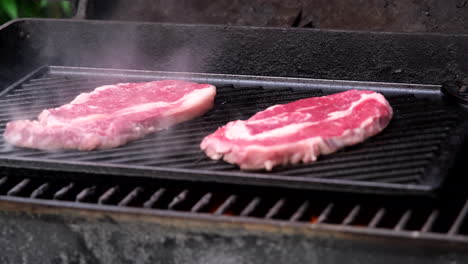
[[0, 66, 465, 195]]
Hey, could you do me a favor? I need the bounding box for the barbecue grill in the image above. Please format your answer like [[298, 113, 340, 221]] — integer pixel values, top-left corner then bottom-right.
[[1, 17, 468, 263]]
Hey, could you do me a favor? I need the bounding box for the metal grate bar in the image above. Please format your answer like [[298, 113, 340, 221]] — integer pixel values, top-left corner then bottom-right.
[[7, 179, 30, 196], [188, 147, 435, 172], [382, 176, 420, 184], [0, 177, 8, 188], [334, 169, 423, 182], [372, 126, 450, 140], [76, 186, 96, 202], [449, 200, 468, 235], [317, 203, 334, 224], [283, 157, 430, 177], [214, 195, 237, 215], [16, 78, 111, 88], [168, 189, 189, 209], [282, 146, 439, 176], [73, 148, 204, 163], [240, 197, 261, 217], [118, 187, 143, 207], [342, 205, 361, 225], [289, 201, 309, 222], [5, 83, 109, 100], [324, 141, 438, 157], [288, 151, 435, 175], [143, 188, 166, 208], [104, 149, 202, 165], [0, 86, 105, 104], [265, 198, 286, 219], [53, 183, 75, 200], [369, 208, 386, 228], [216, 88, 317, 99], [360, 133, 446, 147], [30, 183, 50, 198], [191, 193, 212, 213], [422, 210, 440, 233], [21, 77, 110, 86], [28, 76, 67, 83], [98, 186, 120, 205], [398, 110, 454, 119], [394, 210, 412, 231]]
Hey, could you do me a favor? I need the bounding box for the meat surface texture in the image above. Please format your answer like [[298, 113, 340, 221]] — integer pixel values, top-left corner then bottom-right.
[[201, 89, 393, 171], [4, 80, 216, 150]]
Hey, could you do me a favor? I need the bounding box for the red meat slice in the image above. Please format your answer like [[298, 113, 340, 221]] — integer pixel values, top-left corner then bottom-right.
[[200, 90, 393, 170], [4, 80, 216, 150]]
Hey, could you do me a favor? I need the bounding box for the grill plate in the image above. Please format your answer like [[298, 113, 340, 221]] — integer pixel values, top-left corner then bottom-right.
[[0, 66, 466, 195]]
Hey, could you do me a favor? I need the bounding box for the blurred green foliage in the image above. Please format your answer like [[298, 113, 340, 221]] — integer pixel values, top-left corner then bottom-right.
[[0, 0, 72, 24]]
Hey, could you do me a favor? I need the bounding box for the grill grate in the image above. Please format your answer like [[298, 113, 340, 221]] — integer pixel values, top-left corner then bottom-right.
[[0, 174, 468, 243], [0, 66, 466, 195]]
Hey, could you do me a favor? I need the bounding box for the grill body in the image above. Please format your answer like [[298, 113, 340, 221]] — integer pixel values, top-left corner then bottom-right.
[[1, 19, 468, 263]]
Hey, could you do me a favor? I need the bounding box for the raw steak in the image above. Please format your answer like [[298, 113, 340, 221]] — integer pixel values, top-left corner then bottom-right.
[[200, 90, 393, 170], [4, 80, 216, 150]]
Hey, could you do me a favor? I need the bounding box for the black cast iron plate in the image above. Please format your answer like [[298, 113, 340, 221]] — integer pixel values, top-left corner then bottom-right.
[[0, 66, 466, 195]]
